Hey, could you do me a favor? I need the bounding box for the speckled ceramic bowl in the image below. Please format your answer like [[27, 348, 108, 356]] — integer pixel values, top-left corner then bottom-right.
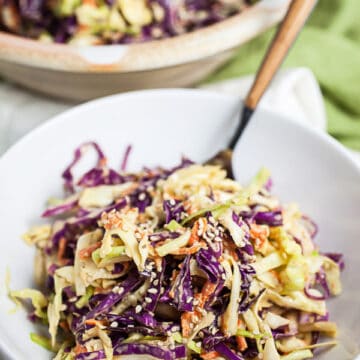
[[0, 0, 289, 100]]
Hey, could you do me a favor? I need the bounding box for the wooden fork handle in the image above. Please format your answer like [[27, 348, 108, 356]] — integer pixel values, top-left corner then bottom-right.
[[245, 0, 317, 110]]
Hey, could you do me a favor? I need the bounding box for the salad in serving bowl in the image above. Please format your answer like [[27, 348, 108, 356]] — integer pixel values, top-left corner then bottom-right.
[[0, 0, 257, 45]]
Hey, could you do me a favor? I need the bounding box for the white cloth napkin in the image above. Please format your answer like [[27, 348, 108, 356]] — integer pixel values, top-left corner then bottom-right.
[[0, 67, 339, 157], [201, 67, 327, 131]]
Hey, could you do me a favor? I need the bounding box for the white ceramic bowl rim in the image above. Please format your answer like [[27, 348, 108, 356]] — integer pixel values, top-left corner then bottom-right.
[[1, 88, 359, 174]]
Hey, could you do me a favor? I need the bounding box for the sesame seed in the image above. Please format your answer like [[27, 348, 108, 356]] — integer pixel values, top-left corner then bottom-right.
[[153, 279, 159, 286], [113, 286, 119, 292], [193, 299, 199, 306], [214, 236, 222, 242], [110, 321, 118, 328], [211, 327, 217, 335], [139, 193, 146, 201], [145, 297, 152, 303], [209, 216, 215, 224], [118, 287, 124, 294], [198, 331, 204, 338], [151, 272, 157, 278], [169, 199, 176, 206], [69, 296, 77, 302], [166, 331, 172, 336], [160, 287, 165, 294], [189, 323, 194, 329], [196, 342, 201, 348], [146, 264, 153, 271], [151, 235, 160, 241], [186, 297, 192, 304], [221, 274, 226, 280], [169, 344, 175, 350], [135, 305, 142, 313], [128, 324, 134, 328], [148, 288, 157, 294], [135, 232, 142, 239], [192, 315, 199, 323]]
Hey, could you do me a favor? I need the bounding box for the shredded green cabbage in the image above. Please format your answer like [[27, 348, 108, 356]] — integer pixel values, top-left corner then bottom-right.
[[9, 289, 48, 320], [30, 333, 53, 352]]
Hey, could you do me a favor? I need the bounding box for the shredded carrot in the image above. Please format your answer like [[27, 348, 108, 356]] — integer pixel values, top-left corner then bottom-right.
[[198, 281, 217, 308], [250, 224, 269, 242], [84, 319, 106, 327], [181, 281, 218, 338], [94, 286, 110, 294], [223, 239, 239, 261], [171, 269, 179, 282], [250, 224, 271, 254], [154, 256, 163, 270], [170, 241, 206, 255], [189, 221, 199, 246], [74, 344, 87, 355], [236, 319, 247, 352], [189, 218, 207, 246], [269, 269, 280, 280], [98, 156, 107, 167], [181, 312, 193, 338], [79, 242, 101, 259], [59, 320, 70, 332], [78, 24, 90, 33], [57, 237, 67, 264], [236, 335, 247, 352], [101, 210, 123, 230], [168, 269, 179, 298], [201, 351, 221, 360]]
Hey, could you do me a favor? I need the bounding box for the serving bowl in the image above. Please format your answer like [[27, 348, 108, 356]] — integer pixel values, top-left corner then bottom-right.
[[0, 0, 289, 101], [0, 89, 359, 359]]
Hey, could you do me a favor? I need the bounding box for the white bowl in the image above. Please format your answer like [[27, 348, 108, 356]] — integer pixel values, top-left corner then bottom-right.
[[0, 89, 359, 359], [0, 0, 289, 100]]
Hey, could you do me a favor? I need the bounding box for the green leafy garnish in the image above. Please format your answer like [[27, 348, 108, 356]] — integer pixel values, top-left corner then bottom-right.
[[164, 220, 182, 232], [91, 246, 126, 264], [171, 332, 183, 343], [30, 333, 53, 352], [187, 340, 201, 354], [236, 329, 270, 339], [75, 286, 94, 309]]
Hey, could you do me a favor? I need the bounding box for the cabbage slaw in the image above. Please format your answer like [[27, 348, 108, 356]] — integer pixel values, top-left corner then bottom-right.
[[1, 0, 256, 45], [10, 142, 344, 360]]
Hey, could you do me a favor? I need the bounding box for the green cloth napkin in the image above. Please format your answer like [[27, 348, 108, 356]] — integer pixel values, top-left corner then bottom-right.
[[206, 0, 360, 150]]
